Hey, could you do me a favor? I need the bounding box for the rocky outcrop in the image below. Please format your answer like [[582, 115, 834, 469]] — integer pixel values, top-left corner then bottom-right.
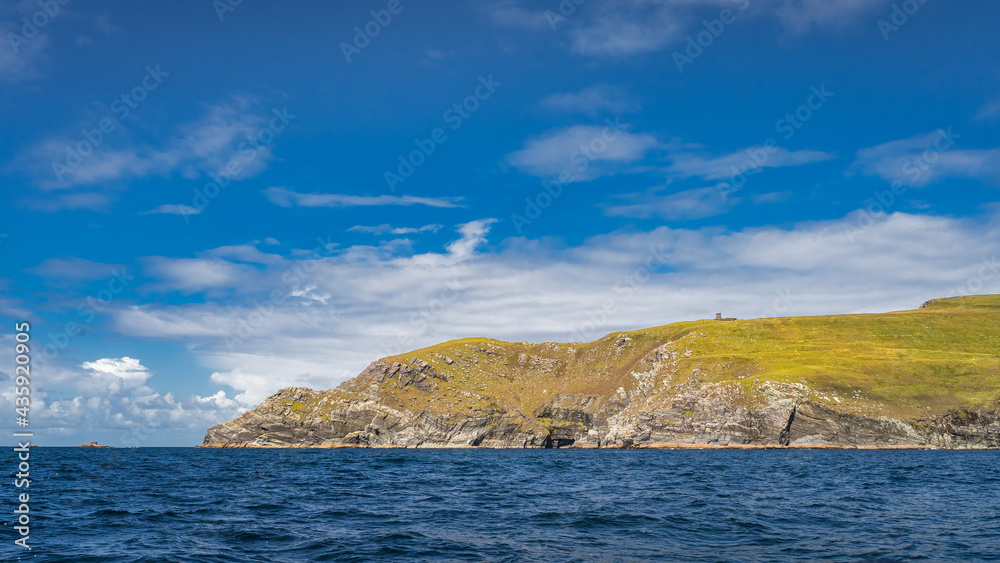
[[79, 442, 109, 448], [203, 360, 1000, 449]]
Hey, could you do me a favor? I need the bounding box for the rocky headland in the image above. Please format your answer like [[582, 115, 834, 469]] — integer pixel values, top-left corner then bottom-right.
[[204, 295, 1000, 449]]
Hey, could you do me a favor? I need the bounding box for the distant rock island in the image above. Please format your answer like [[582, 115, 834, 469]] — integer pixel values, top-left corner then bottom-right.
[[203, 295, 1000, 449], [79, 442, 109, 448]]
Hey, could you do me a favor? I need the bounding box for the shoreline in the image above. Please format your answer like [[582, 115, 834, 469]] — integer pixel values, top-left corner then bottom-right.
[[197, 442, 996, 451]]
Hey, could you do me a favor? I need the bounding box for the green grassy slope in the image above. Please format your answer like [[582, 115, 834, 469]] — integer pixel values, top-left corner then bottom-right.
[[353, 296, 999, 423]]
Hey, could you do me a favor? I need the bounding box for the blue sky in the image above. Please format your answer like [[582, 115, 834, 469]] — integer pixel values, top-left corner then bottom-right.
[[1, 0, 999, 446]]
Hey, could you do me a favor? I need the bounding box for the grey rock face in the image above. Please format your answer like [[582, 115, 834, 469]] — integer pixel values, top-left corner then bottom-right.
[[203, 360, 1000, 449]]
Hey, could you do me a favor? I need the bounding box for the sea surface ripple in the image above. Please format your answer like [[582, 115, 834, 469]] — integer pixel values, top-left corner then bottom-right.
[[5, 448, 1000, 562]]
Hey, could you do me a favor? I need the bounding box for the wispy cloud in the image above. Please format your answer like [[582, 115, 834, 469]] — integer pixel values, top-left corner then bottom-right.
[[486, 1, 552, 30], [507, 123, 659, 181], [775, 0, 891, 33], [490, 0, 892, 57], [668, 146, 836, 180], [0, 21, 49, 82], [142, 256, 261, 295], [348, 224, 444, 235], [976, 99, 1000, 122], [31, 257, 124, 282], [24, 98, 279, 192], [540, 85, 640, 116], [142, 204, 203, 216], [605, 185, 737, 220], [264, 187, 464, 209], [565, 1, 688, 56], [851, 130, 1000, 187]]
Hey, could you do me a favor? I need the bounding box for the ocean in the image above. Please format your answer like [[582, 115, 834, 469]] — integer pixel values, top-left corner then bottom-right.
[[6, 448, 1000, 562]]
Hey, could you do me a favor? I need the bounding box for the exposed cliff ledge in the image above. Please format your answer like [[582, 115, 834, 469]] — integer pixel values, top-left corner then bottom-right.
[[203, 295, 1000, 449]]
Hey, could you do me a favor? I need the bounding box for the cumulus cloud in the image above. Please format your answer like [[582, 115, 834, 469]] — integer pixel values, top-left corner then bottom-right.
[[80, 356, 152, 394], [264, 187, 464, 209], [0, 355, 245, 445]]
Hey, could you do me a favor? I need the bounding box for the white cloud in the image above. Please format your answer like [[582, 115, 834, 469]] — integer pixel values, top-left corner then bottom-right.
[[31, 257, 122, 281], [26, 98, 279, 192], [752, 191, 792, 204], [507, 124, 659, 181], [0, 353, 245, 446], [540, 85, 640, 115], [565, 1, 689, 56], [0, 21, 49, 82], [23, 191, 114, 212], [142, 204, 203, 216], [851, 130, 1000, 187], [775, 0, 891, 32], [506, 126, 834, 185], [103, 210, 1000, 414], [606, 185, 737, 220], [446, 219, 498, 260], [80, 356, 151, 394], [348, 224, 443, 235], [486, 1, 552, 30], [143, 257, 258, 294], [976, 100, 1000, 122], [206, 244, 285, 265], [491, 0, 891, 56], [668, 146, 836, 180], [264, 187, 464, 209]]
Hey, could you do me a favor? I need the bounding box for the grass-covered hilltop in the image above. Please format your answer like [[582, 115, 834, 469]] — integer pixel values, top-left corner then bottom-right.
[[203, 295, 1000, 449]]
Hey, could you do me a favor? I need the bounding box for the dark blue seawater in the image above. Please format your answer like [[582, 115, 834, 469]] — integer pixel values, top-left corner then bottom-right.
[[4, 448, 1000, 562]]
